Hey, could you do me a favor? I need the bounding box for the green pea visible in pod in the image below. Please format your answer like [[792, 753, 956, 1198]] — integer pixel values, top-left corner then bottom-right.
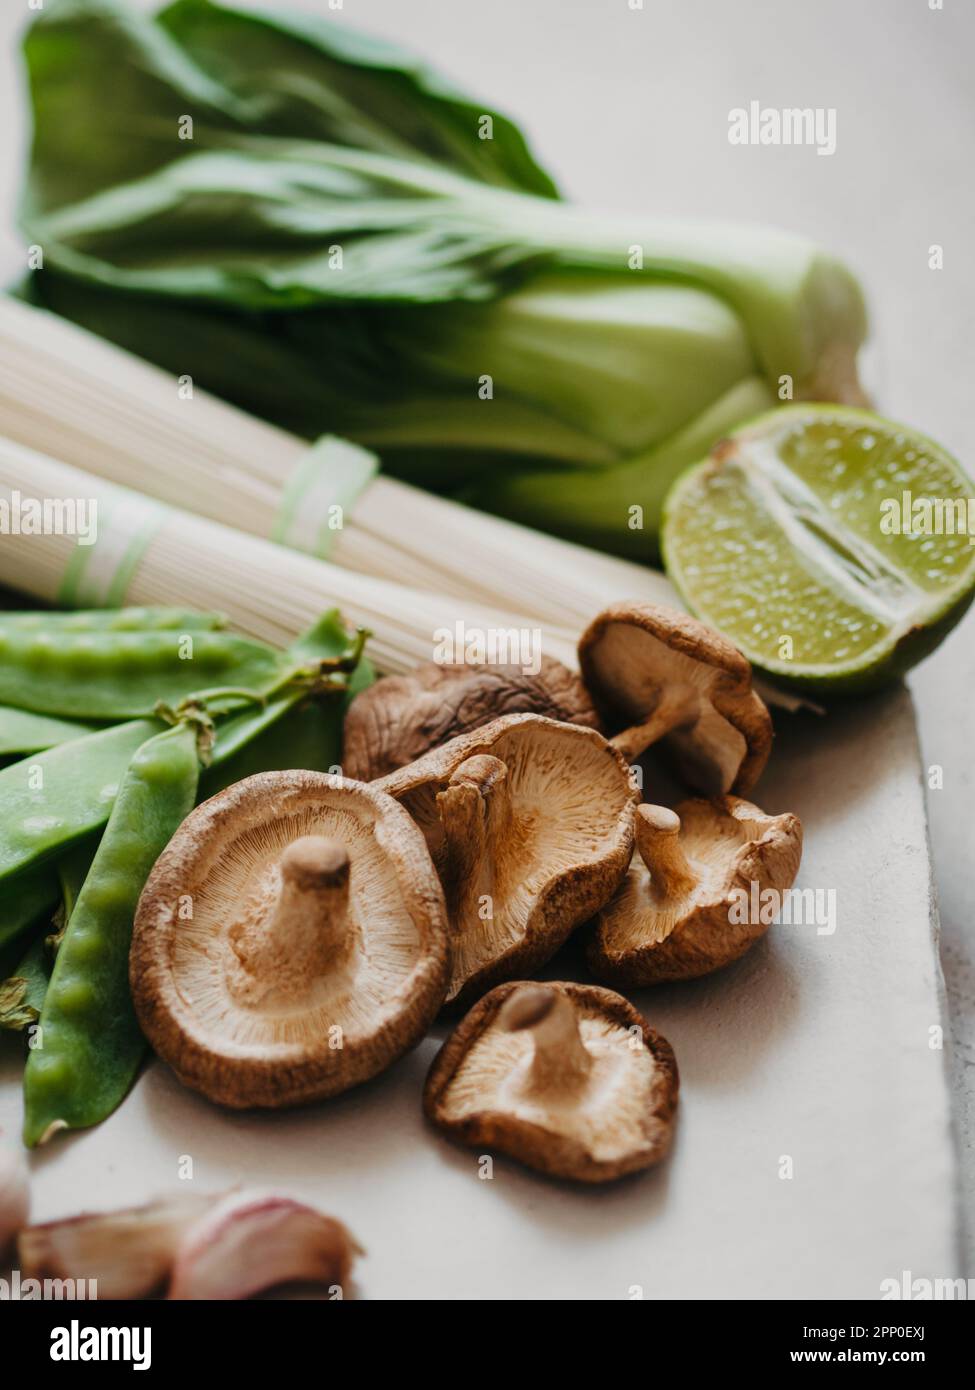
[[0, 705, 98, 756], [0, 607, 227, 633], [23, 722, 201, 1146], [0, 628, 286, 719], [0, 721, 159, 884]]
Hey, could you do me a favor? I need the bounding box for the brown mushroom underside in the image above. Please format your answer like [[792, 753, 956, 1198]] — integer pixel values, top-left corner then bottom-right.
[[424, 981, 679, 1183], [131, 771, 448, 1109], [578, 603, 773, 796], [588, 796, 803, 986], [377, 714, 637, 1010]]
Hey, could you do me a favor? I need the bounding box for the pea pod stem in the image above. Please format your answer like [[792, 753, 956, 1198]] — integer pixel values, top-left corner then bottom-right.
[[155, 685, 266, 720], [241, 625, 370, 705], [158, 626, 369, 725], [163, 625, 368, 758]]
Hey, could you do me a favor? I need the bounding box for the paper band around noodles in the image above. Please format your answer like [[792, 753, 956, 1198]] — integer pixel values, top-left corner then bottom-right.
[[58, 487, 169, 609], [273, 436, 379, 559]]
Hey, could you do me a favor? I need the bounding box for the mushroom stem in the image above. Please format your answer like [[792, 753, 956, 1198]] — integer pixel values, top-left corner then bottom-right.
[[436, 755, 510, 928], [611, 686, 701, 761], [499, 986, 592, 1095], [229, 836, 353, 993], [635, 805, 697, 898]]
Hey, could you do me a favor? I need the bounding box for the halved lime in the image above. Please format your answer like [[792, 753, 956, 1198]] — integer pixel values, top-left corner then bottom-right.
[[661, 405, 975, 693]]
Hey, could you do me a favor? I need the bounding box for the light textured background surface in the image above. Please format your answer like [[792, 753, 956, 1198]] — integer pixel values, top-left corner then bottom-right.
[[0, 0, 971, 1292], [0, 688, 960, 1298]]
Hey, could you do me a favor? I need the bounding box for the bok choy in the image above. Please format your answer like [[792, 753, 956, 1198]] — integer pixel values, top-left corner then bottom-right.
[[19, 0, 868, 558]]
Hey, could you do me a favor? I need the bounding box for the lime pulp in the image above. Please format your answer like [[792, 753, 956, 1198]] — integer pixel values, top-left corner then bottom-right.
[[661, 404, 975, 693]]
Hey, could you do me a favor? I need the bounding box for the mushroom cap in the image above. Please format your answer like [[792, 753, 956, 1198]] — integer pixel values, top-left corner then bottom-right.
[[578, 602, 773, 795], [588, 796, 803, 986], [424, 981, 679, 1183], [131, 770, 448, 1108], [377, 714, 637, 1010], [343, 657, 600, 782]]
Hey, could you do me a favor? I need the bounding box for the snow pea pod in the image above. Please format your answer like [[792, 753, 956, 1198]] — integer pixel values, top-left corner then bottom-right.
[[205, 690, 304, 768], [46, 838, 101, 951], [55, 839, 99, 921], [23, 722, 201, 1146], [0, 703, 290, 890], [287, 609, 368, 670], [0, 627, 286, 719], [0, 607, 227, 632], [0, 720, 160, 884], [0, 936, 50, 1032], [0, 864, 59, 953], [0, 705, 97, 755], [0, 616, 367, 884], [0, 842, 99, 1033], [203, 698, 343, 798], [201, 611, 372, 788]]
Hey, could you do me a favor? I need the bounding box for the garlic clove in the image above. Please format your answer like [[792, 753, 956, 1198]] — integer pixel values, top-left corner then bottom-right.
[[18, 1195, 210, 1299], [0, 1144, 30, 1257], [168, 1192, 361, 1300]]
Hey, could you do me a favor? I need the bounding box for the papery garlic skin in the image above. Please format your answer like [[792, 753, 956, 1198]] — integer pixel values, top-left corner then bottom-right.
[[168, 1192, 360, 1301], [15, 1188, 360, 1300], [0, 1144, 30, 1256], [18, 1195, 210, 1299]]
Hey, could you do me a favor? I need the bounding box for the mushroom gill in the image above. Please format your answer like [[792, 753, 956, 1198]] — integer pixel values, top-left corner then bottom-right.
[[588, 796, 803, 985], [578, 603, 773, 795], [131, 771, 448, 1108], [378, 715, 637, 1008], [424, 981, 679, 1182]]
